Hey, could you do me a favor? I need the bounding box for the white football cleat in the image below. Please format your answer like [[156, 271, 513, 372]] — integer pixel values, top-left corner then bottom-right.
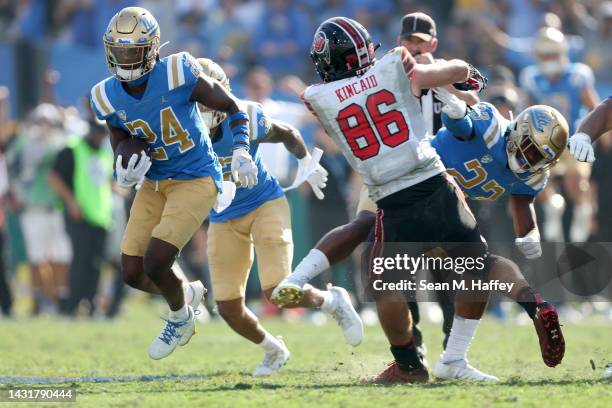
[[270, 277, 304, 307], [325, 285, 364, 347], [183, 280, 206, 310], [252, 337, 290, 377], [148, 306, 196, 360], [433, 359, 499, 382]]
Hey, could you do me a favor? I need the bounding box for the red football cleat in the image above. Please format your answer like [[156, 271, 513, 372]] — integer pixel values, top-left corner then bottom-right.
[[533, 303, 565, 367], [364, 361, 429, 384]]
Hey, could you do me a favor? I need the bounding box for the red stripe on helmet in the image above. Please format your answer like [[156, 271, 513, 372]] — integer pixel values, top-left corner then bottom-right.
[[331, 17, 369, 67]]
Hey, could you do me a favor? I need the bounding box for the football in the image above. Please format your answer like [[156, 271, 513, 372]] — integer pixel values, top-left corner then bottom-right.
[[115, 137, 151, 168]]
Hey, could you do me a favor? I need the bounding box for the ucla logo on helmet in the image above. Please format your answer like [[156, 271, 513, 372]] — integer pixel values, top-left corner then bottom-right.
[[139, 16, 157, 34], [529, 108, 553, 132]]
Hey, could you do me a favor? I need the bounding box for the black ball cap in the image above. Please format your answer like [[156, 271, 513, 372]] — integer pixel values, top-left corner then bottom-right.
[[400, 12, 437, 41]]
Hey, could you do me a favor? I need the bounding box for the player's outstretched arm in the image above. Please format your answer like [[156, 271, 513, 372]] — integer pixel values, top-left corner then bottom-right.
[[569, 98, 611, 163], [576, 98, 612, 142], [410, 59, 469, 95], [260, 119, 329, 199], [258, 119, 308, 159], [436, 88, 474, 140], [510, 194, 542, 259]]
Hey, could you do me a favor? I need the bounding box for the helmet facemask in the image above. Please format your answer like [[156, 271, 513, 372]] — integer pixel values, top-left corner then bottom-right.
[[104, 37, 159, 82]]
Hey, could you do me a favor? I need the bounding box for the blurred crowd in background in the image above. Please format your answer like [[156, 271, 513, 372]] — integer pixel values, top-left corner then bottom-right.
[[0, 0, 610, 322]]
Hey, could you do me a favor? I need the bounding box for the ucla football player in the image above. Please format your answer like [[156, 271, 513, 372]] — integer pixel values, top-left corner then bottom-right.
[[520, 27, 599, 132], [197, 58, 363, 376], [90, 7, 258, 360]]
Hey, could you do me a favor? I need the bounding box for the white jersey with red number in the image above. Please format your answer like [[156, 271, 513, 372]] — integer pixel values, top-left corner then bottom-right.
[[303, 47, 444, 202]]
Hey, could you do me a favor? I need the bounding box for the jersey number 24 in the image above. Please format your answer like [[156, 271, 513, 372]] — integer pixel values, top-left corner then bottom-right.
[[124, 107, 195, 160]]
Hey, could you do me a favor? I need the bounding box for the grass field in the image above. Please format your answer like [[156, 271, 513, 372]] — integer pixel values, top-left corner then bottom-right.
[[0, 300, 610, 407]]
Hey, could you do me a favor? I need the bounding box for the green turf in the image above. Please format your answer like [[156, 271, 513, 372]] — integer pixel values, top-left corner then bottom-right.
[[0, 301, 610, 407]]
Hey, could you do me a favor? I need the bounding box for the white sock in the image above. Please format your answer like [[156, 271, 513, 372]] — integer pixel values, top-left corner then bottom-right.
[[169, 303, 189, 321], [440, 316, 480, 363], [320, 290, 335, 313], [290, 249, 330, 286], [182, 282, 194, 304], [258, 332, 282, 352]]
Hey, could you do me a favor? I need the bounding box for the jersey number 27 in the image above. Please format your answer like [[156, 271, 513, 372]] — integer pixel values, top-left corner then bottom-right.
[[336, 90, 409, 160]]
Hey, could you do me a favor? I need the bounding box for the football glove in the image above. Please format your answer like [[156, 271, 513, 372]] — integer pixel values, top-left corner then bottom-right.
[[434, 88, 468, 119], [231, 147, 258, 189], [115, 151, 151, 189], [297, 153, 328, 200], [453, 64, 487, 93], [568, 132, 595, 163], [515, 228, 542, 260]]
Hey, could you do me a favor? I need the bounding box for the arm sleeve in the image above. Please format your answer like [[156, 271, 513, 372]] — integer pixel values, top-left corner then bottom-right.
[[441, 112, 474, 139]]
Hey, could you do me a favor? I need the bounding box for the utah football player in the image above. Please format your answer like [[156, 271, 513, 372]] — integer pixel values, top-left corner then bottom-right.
[[279, 17, 487, 383], [90, 7, 258, 360], [197, 59, 362, 376], [274, 94, 575, 380]]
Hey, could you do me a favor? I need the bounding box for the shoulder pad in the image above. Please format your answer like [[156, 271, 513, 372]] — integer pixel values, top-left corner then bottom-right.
[[90, 78, 115, 118], [470, 102, 504, 149], [165, 52, 202, 91], [240, 100, 269, 141]]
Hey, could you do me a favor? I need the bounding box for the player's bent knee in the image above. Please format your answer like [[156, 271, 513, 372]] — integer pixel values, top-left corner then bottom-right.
[[121, 254, 145, 288], [354, 211, 376, 233], [216, 299, 245, 321], [143, 238, 179, 279]]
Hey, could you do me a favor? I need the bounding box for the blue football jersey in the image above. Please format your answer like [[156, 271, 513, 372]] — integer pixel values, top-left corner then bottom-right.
[[431, 102, 548, 200], [90, 52, 222, 189], [209, 101, 284, 222], [519, 63, 595, 133]]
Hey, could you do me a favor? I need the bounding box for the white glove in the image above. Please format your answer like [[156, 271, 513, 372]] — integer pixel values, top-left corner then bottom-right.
[[115, 151, 151, 189], [434, 88, 467, 119], [515, 228, 542, 259], [297, 153, 328, 200], [231, 147, 258, 188], [568, 132, 595, 163]]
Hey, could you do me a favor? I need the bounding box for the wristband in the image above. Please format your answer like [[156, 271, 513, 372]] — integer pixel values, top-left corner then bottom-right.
[[228, 111, 249, 124], [231, 123, 250, 147]]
